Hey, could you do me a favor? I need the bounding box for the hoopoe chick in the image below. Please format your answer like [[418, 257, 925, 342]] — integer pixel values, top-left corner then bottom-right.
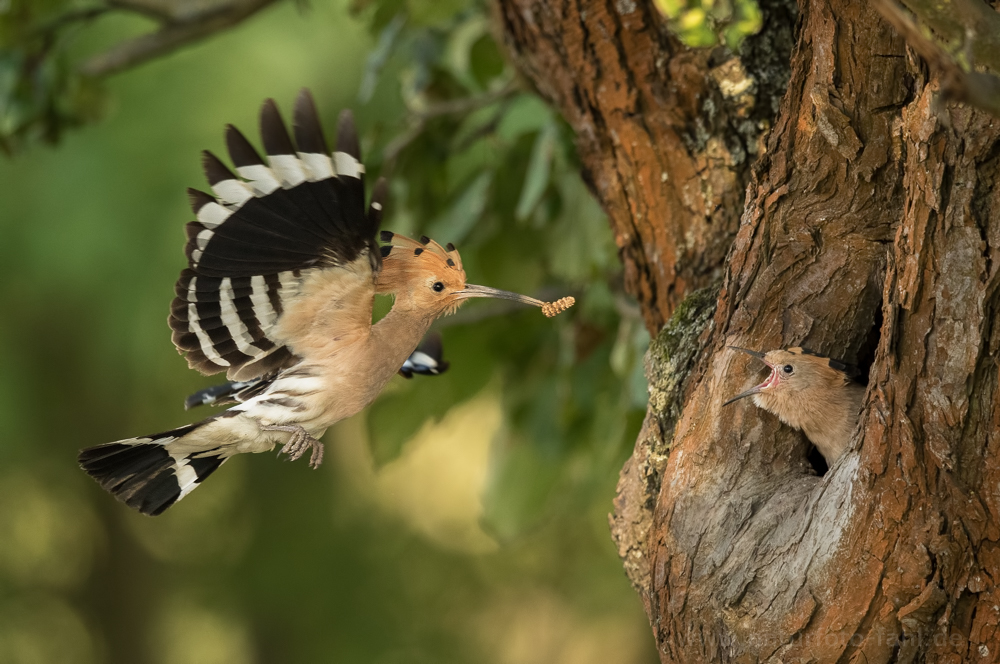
[[77, 89, 573, 516], [724, 346, 865, 464]]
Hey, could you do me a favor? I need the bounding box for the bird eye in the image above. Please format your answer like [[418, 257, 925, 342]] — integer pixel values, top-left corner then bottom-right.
[[783, 364, 793, 374], [432, 282, 445, 293]]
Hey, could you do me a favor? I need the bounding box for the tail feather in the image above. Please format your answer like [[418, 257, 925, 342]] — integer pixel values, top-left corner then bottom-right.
[[79, 422, 226, 516]]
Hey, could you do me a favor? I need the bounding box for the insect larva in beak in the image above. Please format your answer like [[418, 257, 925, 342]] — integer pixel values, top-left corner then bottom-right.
[[541, 297, 575, 318]]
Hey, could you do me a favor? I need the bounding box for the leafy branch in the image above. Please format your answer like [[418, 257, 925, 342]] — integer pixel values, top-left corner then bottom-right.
[[381, 80, 522, 167], [81, 0, 282, 77]]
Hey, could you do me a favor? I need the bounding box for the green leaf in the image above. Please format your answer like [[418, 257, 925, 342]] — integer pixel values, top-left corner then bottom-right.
[[358, 13, 407, 104], [515, 122, 556, 221], [547, 174, 614, 282], [443, 13, 488, 91], [469, 35, 505, 89], [406, 0, 468, 27], [445, 136, 498, 194], [496, 94, 552, 143], [427, 170, 492, 244]]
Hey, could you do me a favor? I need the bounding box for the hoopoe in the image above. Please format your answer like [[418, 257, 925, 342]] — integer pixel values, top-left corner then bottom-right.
[[724, 346, 865, 464], [78, 90, 574, 516]]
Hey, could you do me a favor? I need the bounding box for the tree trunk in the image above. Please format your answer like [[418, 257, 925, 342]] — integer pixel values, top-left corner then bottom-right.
[[498, 0, 1000, 661], [497, 0, 797, 332]]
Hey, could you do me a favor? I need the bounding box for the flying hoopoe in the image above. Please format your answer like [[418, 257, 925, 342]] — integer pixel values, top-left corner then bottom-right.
[[78, 89, 574, 516], [724, 346, 865, 464]]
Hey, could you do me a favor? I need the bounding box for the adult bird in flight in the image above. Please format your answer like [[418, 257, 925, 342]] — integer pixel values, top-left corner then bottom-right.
[[79, 89, 573, 516]]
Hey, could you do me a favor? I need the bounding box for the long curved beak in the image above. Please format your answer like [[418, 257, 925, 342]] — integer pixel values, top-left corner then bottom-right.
[[456, 284, 575, 317], [722, 385, 763, 406], [455, 284, 546, 306], [723, 346, 772, 407], [727, 346, 769, 364]]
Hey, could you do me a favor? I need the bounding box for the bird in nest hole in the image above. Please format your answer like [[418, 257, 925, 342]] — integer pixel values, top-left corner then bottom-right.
[[725, 346, 865, 465]]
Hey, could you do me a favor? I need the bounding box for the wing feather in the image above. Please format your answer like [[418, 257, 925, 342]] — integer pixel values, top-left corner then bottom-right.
[[169, 90, 381, 380]]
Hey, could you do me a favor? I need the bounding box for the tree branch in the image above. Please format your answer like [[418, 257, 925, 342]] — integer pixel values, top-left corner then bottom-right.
[[80, 0, 281, 77], [381, 81, 521, 166]]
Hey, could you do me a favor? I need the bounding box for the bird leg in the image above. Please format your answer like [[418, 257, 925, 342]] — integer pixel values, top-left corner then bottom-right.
[[260, 424, 325, 469]]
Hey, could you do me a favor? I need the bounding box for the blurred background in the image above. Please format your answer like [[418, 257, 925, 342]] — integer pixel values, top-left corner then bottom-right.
[[0, 0, 658, 661]]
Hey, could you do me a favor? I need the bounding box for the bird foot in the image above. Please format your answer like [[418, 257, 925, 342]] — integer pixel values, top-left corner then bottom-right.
[[260, 424, 324, 468]]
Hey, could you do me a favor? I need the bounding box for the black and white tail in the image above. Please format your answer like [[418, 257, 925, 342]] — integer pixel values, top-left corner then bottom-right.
[[78, 422, 226, 516]]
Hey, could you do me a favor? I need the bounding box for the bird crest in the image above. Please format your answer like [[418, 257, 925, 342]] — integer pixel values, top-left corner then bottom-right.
[[79, 88, 575, 516], [378, 231, 464, 275]]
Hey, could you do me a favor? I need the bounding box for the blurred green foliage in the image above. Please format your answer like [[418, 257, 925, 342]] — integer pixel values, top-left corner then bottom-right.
[[0, 0, 654, 662], [347, 0, 649, 536], [0, 0, 111, 153], [653, 0, 762, 48]]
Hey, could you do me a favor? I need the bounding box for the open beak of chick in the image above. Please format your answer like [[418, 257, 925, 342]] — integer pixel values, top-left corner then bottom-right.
[[723, 346, 777, 406], [456, 284, 575, 318]]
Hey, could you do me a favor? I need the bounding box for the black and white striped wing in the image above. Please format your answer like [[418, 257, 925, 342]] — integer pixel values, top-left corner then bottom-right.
[[169, 90, 385, 381]]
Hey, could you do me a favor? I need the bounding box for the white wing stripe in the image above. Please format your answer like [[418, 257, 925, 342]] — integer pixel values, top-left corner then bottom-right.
[[268, 155, 307, 188], [187, 302, 231, 367], [334, 151, 365, 179], [250, 275, 278, 329], [171, 453, 200, 498], [196, 228, 213, 251], [196, 201, 232, 229], [219, 277, 263, 356], [211, 179, 254, 206], [298, 152, 335, 181], [236, 164, 281, 196], [277, 270, 301, 299]]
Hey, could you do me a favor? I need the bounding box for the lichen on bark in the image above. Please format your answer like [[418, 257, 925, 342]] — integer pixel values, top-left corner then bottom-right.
[[609, 284, 718, 596]]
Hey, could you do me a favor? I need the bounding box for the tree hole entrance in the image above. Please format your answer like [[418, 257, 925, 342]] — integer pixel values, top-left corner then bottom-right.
[[855, 305, 882, 387], [806, 445, 829, 476]]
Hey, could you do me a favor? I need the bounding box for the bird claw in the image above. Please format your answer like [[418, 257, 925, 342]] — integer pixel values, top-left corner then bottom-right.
[[261, 424, 324, 469]]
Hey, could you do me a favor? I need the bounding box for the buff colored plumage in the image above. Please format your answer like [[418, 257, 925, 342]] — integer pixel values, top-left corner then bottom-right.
[[724, 346, 865, 464], [77, 90, 573, 515]]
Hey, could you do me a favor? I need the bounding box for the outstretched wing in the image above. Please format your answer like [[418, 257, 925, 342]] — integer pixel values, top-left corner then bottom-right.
[[169, 90, 385, 381]]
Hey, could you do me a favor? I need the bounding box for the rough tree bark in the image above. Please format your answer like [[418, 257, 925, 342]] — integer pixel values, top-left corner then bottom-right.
[[497, 0, 797, 332], [498, 0, 1000, 661]]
